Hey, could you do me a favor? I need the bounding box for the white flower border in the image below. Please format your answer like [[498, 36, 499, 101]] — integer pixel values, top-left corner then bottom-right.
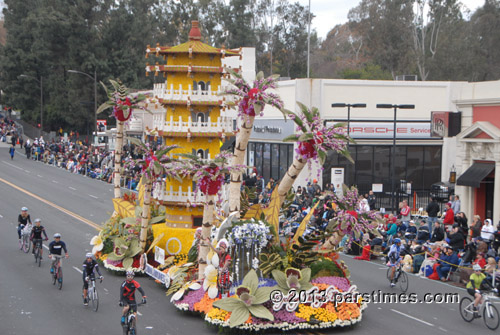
[[102, 259, 144, 273]]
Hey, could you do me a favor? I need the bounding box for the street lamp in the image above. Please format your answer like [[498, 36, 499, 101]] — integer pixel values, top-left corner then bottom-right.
[[331, 103, 366, 185], [19, 74, 43, 133], [376, 103, 415, 214], [67, 69, 97, 141]]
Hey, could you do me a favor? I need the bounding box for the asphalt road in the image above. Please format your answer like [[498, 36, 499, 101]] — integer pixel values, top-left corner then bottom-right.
[[0, 143, 495, 335]]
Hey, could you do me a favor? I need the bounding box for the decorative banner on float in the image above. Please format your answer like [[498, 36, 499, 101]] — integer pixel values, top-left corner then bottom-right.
[[154, 246, 165, 265], [145, 263, 167, 284]]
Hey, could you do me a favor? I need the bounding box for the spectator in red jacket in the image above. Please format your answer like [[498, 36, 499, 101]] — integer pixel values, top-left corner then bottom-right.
[[443, 202, 455, 229]]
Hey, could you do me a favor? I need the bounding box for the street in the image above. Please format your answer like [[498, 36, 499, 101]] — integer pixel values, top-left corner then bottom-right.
[[0, 144, 494, 335]]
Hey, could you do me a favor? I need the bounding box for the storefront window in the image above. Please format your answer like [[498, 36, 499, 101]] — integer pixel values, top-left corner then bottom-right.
[[407, 146, 424, 189], [247, 142, 294, 184], [423, 146, 441, 188], [271, 144, 280, 180], [279, 144, 288, 180], [355, 146, 373, 189], [263, 143, 271, 182]]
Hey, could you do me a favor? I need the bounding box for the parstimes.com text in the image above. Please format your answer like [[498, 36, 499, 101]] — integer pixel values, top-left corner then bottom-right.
[[351, 291, 459, 304]]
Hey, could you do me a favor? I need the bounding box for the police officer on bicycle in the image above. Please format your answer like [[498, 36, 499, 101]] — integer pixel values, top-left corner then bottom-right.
[[48, 233, 69, 273], [82, 252, 103, 306], [30, 218, 48, 258]]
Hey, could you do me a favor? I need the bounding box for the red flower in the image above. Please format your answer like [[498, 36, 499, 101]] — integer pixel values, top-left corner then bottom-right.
[[347, 210, 358, 219], [298, 140, 317, 159], [114, 98, 133, 121], [199, 167, 224, 195], [248, 88, 260, 99]]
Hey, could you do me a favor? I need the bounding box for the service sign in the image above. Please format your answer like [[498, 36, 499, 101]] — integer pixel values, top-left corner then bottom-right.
[[155, 246, 165, 265], [326, 121, 431, 139]]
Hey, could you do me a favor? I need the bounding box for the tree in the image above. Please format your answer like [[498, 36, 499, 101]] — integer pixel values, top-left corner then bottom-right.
[[412, 0, 463, 80], [348, 0, 415, 78]]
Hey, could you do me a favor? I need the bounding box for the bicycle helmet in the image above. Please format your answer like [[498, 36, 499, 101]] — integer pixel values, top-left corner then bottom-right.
[[126, 270, 135, 278], [34, 218, 41, 223], [473, 264, 481, 271], [394, 238, 401, 244], [53, 233, 61, 238], [85, 252, 93, 258], [21, 207, 28, 211]]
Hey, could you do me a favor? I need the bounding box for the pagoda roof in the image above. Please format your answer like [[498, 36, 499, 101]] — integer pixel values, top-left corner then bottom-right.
[[146, 41, 240, 57], [146, 64, 224, 74]]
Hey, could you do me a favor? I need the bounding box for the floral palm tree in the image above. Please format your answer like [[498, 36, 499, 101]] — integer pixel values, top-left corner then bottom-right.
[[223, 69, 285, 214], [97, 79, 148, 199], [178, 151, 245, 279], [322, 185, 382, 250], [127, 138, 178, 251], [277, 102, 353, 206]]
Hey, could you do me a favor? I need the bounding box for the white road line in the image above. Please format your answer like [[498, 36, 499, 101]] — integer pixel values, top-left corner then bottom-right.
[[24, 170, 30, 173], [43, 245, 49, 250], [73, 266, 83, 274], [69, 187, 77, 190], [438, 326, 448, 332], [52, 180, 59, 184], [88, 194, 98, 199], [2, 161, 24, 171], [0, 214, 3, 218], [37, 175, 43, 178], [137, 311, 142, 316], [390, 309, 434, 327], [103, 288, 109, 292]]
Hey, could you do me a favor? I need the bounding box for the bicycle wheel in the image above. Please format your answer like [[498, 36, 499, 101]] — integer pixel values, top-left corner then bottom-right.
[[459, 297, 474, 322], [23, 236, 30, 253], [398, 271, 409, 293], [91, 286, 99, 312], [57, 267, 63, 290], [483, 302, 500, 330], [386, 267, 391, 280], [130, 315, 137, 335]]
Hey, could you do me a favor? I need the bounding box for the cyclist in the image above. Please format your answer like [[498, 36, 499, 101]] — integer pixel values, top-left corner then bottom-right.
[[387, 238, 402, 287], [48, 233, 69, 275], [30, 218, 48, 258], [17, 207, 32, 240], [119, 270, 146, 325], [82, 252, 103, 306], [467, 263, 494, 317]]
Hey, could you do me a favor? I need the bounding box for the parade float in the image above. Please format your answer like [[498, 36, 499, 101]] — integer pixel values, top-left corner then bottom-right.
[[89, 21, 383, 331]]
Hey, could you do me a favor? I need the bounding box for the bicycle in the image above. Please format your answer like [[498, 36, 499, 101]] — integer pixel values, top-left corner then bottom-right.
[[84, 275, 101, 312], [460, 290, 500, 330], [50, 255, 64, 290], [19, 225, 32, 253], [387, 263, 409, 292], [120, 301, 145, 335], [33, 239, 43, 267]]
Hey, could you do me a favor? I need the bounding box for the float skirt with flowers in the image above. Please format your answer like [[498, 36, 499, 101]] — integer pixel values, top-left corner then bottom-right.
[[171, 270, 367, 331]]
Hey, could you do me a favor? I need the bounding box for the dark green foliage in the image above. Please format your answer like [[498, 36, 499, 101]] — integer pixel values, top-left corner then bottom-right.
[[289, 231, 323, 269], [310, 258, 346, 278]]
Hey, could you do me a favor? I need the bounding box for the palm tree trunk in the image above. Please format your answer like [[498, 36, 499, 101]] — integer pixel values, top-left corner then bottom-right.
[[113, 120, 124, 199], [277, 157, 307, 207], [322, 231, 344, 250], [139, 178, 153, 251], [228, 115, 255, 213], [198, 194, 215, 279]]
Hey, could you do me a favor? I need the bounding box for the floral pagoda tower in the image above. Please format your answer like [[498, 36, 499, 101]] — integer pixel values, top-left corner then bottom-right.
[[145, 21, 240, 228]]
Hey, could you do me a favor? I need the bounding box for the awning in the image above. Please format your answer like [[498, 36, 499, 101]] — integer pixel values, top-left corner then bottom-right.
[[456, 162, 495, 188]]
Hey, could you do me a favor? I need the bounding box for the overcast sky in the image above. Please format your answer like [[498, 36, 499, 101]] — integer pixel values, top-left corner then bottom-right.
[[297, 0, 484, 40]]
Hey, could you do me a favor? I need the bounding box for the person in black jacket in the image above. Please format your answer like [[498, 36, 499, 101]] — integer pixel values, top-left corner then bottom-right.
[[446, 224, 465, 252], [426, 197, 440, 233], [455, 212, 468, 236], [430, 221, 445, 242]]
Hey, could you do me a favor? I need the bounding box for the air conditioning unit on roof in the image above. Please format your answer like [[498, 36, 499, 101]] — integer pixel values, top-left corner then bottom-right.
[[395, 75, 418, 81]]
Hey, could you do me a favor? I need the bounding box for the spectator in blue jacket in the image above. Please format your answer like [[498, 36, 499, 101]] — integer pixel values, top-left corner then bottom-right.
[[436, 245, 459, 281]]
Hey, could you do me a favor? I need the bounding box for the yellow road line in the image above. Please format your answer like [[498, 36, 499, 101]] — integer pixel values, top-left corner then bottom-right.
[[0, 176, 101, 230]]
